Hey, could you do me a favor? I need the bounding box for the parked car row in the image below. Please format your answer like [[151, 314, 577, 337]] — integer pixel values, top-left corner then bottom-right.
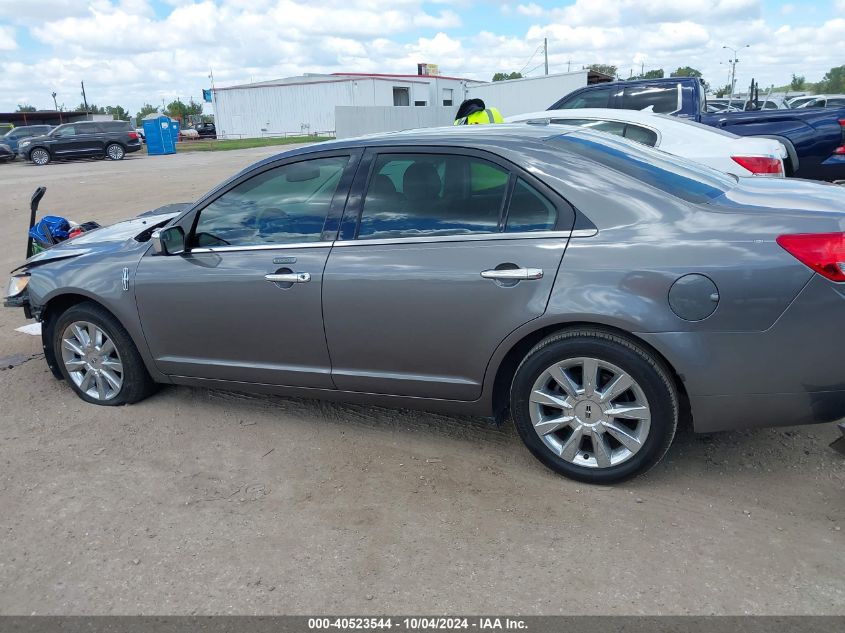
[[6, 123, 845, 484]]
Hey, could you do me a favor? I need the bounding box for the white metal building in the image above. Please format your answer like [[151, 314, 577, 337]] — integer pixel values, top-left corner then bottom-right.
[[212, 69, 610, 139], [212, 73, 484, 139]]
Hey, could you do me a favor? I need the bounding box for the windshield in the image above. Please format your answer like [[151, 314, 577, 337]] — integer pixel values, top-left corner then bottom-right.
[[547, 130, 736, 203]]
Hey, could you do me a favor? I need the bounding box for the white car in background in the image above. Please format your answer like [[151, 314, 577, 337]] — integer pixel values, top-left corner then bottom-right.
[[506, 108, 788, 177]]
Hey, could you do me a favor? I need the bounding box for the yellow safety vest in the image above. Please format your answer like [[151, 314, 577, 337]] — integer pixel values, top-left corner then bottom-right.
[[454, 107, 504, 125]]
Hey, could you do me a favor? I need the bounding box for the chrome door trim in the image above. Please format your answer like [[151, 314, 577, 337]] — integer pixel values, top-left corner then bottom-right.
[[481, 268, 544, 280], [264, 272, 311, 283], [190, 241, 334, 254], [332, 229, 596, 248]]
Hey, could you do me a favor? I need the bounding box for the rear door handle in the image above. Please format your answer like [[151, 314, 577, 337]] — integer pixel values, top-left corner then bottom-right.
[[264, 272, 311, 283], [480, 268, 543, 281]]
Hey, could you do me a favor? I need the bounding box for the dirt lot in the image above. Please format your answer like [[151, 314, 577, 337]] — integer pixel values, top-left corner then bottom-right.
[[0, 150, 842, 615]]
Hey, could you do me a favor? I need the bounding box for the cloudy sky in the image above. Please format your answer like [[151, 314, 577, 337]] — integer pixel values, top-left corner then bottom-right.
[[0, 0, 843, 115]]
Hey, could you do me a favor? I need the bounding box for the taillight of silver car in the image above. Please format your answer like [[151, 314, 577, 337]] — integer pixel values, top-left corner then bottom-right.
[[777, 232, 845, 281], [730, 155, 784, 176]]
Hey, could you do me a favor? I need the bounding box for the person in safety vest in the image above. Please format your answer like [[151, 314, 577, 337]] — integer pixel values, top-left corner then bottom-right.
[[453, 98, 504, 125]]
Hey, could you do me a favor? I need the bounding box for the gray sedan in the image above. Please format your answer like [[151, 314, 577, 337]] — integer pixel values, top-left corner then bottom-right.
[[5, 125, 845, 483]]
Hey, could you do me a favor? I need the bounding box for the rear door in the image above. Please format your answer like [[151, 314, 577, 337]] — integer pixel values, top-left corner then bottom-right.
[[135, 151, 359, 387], [321, 147, 575, 401], [73, 122, 106, 155]]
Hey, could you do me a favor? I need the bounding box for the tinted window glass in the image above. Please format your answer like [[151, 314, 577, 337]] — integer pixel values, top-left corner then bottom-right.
[[77, 122, 101, 133], [623, 124, 658, 146], [193, 156, 348, 247], [826, 98, 845, 107], [622, 85, 679, 113], [53, 125, 76, 137], [549, 132, 735, 203], [506, 179, 557, 232], [551, 118, 626, 137], [358, 154, 508, 239], [558, 87, 615, 109]]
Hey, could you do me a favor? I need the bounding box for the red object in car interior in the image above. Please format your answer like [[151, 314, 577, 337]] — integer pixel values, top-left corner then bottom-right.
[[730, 155, 784, 175]]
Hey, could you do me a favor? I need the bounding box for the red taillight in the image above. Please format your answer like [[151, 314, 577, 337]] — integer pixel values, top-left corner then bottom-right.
[[730, 155, 784, 175], [128, 131, 138, 140], [777, 233, 845, 282]]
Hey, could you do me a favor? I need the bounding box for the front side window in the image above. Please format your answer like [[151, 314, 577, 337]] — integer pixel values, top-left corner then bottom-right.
[[192, 156, 349, 247], [52, 125, 76, 138], [357, 153, 509, 239], [621, 84, 680, 113]]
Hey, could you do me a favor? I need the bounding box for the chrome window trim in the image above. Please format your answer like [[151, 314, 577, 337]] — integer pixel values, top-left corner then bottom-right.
[[333, 229, 596, 247], [190, 241, 334, 254]]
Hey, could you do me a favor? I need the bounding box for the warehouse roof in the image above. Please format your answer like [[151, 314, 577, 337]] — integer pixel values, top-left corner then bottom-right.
[[217, 72, 483, 91]]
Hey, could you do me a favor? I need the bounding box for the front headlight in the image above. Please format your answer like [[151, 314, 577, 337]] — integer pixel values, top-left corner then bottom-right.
[[19, 140, 31, 148], [5, 274, 29, 298]]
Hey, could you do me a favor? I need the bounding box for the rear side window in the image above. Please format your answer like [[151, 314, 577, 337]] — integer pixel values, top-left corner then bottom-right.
[[623, 124, 658, 147], [550, 132, 735, 203], [505, 179, 557, 232], [621, 84, 680, 113], [556, 86, 618, 109], [357, 153, 509, 239], [193, 156, 349, 247]]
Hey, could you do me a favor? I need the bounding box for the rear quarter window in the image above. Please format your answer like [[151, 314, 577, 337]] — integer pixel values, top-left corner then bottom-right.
[[549, 131, 735, 203]]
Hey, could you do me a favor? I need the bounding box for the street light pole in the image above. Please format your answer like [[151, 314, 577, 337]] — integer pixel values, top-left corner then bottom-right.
[[722, 44, 749, 108]]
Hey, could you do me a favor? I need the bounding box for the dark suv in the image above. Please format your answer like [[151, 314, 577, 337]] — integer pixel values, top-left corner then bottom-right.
[[20, 121, 142, 165], [2, 125, 53, 157]]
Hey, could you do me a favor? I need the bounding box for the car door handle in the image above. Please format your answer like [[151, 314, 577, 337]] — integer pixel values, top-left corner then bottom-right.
[[264, 272, 311, 283], [480, 268, 543, 280]]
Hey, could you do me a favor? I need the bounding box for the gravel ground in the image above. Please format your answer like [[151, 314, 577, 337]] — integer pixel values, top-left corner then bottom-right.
[[0, 149, 842, 615]]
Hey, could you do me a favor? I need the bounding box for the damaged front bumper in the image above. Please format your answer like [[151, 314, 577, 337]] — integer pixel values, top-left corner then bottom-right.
[[831, 422, 845, 456], [3, 290, 32, 319]]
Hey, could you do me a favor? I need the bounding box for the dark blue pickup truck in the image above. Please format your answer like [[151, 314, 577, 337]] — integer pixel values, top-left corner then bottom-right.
[[549, 77, 845, 181]]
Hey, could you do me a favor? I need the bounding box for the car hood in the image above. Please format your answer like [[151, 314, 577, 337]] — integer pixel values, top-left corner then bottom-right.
[[14, 203, 190, 272]]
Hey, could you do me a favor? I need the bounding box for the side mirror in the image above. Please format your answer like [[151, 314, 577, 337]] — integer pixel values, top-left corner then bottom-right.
[[151, 226, 186, 256]]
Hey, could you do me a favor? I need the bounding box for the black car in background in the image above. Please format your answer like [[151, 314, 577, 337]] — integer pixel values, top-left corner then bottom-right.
[[195, 122, 217, 139], [19, 121, 142, 165]]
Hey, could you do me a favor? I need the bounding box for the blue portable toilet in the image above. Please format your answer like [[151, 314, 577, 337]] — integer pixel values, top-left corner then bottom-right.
[[170, 119, 180, 144], [142, 114, 176, 155]]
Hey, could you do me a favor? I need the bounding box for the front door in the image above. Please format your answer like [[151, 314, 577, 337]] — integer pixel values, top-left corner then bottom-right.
[[322, 149, 575, 401], [135, 153, 357, 387]]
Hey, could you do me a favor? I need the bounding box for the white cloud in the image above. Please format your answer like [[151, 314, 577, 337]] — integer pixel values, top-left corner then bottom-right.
[[0, 0, 843, 114], [0, 24, 16, 50]]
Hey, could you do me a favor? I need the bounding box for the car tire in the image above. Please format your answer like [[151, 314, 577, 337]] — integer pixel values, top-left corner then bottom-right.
[[30, 148, 50, 165], [510, 328, 678, 484], [105, 143, 125, 160], [53, 302, 157, 406]]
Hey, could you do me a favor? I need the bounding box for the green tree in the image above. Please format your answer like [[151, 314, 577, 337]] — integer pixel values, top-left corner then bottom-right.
[[816, 65, 845, 93], [632, 69, 664, 80], [136, 103, 160, 121], [714, 84, 732, 98], [75, 103, 106, 114], [790, 74, 805, 91], [492, 72, 523, 82], [166, 98, 204, 122], [16, 104, 36, 112], [588, 64, 617, 78], [670, 66, 702, 78], [105, 105, 129, 120]]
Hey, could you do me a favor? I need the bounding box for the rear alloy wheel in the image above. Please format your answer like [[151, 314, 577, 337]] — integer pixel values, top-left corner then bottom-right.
[[53, 302, 156, 406], [511, 329, 678, 484], [30, 148, 50, 165], [105, 143, 125, 160]]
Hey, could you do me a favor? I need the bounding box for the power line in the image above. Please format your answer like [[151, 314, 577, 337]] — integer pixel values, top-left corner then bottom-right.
[[518, 43, 545, 75]]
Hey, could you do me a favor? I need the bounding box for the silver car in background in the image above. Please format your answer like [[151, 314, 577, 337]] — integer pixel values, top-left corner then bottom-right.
[[5, 125, 845, 483]]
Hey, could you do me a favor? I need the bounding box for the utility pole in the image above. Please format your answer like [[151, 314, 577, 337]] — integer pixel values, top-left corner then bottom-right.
[[566, 60, 571, 72], [544, 38, 549, 75], [51, 92, 58, 111], [722, 44, 749, 108], [80, 81, 89, 113]]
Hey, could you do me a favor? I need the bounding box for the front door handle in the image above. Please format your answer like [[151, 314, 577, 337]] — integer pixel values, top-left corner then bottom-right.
[[264, 272, 311, 283], [480, 268, 543, 281]]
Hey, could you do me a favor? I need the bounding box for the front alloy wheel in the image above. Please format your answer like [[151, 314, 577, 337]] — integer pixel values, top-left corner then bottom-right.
[[60, 321, 124, 401], [30, 148, 50, 165]]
